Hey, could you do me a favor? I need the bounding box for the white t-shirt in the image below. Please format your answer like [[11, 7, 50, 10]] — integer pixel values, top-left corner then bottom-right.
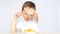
[[16, 16, 40, 32]]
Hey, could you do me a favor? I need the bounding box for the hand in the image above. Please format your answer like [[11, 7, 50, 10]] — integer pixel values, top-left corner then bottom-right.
[[15, 11, 23, 19]]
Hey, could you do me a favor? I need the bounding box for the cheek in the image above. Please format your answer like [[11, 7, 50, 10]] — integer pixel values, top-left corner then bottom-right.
[[26, 15, 32, 18]]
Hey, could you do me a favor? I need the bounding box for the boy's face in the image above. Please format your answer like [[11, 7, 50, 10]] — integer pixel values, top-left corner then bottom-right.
[[23, 7, 35, 20]]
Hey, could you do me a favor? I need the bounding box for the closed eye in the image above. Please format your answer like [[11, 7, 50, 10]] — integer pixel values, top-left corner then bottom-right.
[[25, 13, 27, 15]]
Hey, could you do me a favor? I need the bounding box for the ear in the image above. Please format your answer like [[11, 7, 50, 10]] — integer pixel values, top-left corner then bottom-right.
[[33, 11, 38, 22]]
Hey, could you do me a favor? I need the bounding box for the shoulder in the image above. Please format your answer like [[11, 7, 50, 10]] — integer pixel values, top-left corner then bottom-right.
[[16, 22, 24, 30]]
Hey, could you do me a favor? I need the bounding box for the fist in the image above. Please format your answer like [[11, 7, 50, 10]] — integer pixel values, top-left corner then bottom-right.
[[15, 12, 22, 18]]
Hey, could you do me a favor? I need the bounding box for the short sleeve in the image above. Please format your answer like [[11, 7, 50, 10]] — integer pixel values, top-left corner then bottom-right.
[[33, 18, 40, 32], [16, 16, 24, 30], [16, 23, 24, 30]]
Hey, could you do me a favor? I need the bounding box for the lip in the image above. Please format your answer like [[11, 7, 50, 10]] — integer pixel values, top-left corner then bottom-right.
[[26, 18, 29, 20]]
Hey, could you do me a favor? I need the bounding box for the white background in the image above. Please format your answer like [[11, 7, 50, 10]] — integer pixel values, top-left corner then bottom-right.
[[0, 0, 60, 32]]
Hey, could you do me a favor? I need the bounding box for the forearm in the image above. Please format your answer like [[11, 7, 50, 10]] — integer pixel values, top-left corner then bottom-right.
[[11, 16, 17, 33], [11, 12, 22, 33]]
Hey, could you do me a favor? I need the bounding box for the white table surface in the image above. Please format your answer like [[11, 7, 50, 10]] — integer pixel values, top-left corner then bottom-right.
[[0, 32, 60, 34]]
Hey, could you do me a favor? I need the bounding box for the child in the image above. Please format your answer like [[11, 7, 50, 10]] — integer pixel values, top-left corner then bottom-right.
[[11, 1, 40, 33]]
